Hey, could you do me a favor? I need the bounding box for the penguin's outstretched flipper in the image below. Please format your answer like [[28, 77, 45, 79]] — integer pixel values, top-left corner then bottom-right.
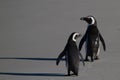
[[99, 33, 106, 51], [79, 33, 87, 51], [56, 50, 66, 66]]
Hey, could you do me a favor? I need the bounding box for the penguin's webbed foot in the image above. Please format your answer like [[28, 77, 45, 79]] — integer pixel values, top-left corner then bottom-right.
[[74, 73, 78, 76], [67, 72, 71, 76], [84, 58, 89, 62], [94, 56, 99, 60]]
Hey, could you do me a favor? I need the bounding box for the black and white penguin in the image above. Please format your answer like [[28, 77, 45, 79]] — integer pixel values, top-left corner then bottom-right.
[[79, 15, 106, 62], [56, 32, 85, 76]]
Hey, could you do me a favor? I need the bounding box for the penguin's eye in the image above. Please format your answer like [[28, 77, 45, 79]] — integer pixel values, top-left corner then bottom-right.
[[75, 35, 79, 39], [75, 36, 77, 39], [88, 18, 92, 24], [72, 33, 80, 41], [88, 17, 95, 24]]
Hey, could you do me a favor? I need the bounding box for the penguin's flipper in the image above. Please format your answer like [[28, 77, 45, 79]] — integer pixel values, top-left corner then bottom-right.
[[56, 50, 66, 66], [79, 52, 85, 66], [79, 33, 87, 51], [99, 33, 106, 51]]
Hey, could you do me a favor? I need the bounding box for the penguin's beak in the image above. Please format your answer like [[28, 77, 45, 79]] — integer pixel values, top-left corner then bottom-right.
[[76, 34, 81, 39], [80, 17, 86, 21]]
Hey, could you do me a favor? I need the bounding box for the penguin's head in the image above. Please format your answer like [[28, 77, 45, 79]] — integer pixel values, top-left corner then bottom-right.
[[68, 32, 81, 42], [80, 15, 97, 25]]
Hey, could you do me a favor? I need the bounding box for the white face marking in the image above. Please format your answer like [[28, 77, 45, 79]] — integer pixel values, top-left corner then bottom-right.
[[72, 33, 79, 42], [88, 16, 95, 25]]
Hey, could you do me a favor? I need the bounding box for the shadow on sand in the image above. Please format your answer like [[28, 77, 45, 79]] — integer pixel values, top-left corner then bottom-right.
[[0, 57, 65, 61], [0, 57, 66, 77], [0, 72, 66, 77]]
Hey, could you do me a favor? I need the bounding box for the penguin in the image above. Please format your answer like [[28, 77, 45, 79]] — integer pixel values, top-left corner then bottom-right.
[[79, 15, 106, 62], [56, 32, 85, 76]]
